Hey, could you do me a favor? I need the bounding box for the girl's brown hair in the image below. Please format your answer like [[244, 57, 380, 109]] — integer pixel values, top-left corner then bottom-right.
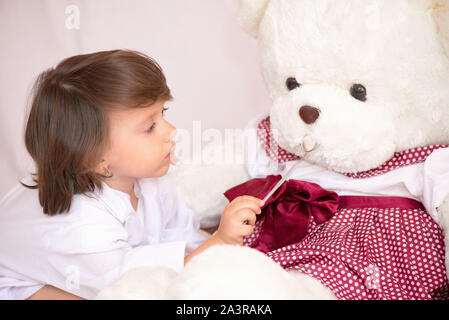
[[22, 49, 172, 216]]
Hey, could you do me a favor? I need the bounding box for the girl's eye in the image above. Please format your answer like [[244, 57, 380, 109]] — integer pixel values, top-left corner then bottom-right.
[[145, 123, 156, 133], [145, 107, 169, 133]]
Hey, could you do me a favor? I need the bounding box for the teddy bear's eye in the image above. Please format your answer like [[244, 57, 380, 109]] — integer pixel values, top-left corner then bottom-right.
[[286, 77, 301, 91], [350, 84, 367, 102]]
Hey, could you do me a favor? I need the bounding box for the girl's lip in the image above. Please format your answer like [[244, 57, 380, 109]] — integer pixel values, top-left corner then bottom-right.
[[166, 144, 175, 159]]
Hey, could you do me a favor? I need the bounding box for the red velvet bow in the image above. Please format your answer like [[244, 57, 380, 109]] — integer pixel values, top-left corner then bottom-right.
[[224, 175, 339, 253]]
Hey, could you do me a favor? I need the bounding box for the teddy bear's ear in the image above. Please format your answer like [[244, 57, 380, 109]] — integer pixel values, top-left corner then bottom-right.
[[431, 0, 449, 58], [237, 0, 271, 38]]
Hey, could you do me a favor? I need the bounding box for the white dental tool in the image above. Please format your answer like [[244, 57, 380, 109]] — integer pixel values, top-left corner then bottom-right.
[[242, 136, 316, 225]]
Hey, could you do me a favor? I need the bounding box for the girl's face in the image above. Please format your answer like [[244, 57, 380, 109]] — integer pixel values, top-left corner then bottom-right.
[[103, 99, 176, 181]]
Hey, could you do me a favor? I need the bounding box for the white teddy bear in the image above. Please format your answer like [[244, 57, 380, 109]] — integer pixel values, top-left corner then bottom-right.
[[98, 0, 449, 300]]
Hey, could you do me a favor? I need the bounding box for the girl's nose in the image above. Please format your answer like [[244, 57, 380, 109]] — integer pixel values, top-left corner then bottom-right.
[[163, 120, 177, 142], [169, 128, 177, 142]]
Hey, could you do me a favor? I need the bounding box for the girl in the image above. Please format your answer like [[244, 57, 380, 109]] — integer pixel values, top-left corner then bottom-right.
[[0, 49, 263, 300]]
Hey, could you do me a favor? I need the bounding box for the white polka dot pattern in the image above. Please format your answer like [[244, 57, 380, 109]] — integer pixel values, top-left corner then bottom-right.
[[344, 146, 449, 179], [257, 116, 301, 163], [244, 206, 449, 300]]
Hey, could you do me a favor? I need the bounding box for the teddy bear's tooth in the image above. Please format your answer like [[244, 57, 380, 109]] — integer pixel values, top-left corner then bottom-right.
[[302, 136, 316, 152]]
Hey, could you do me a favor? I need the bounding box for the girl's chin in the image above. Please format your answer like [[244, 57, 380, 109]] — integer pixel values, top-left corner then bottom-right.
[[156, 161, 171, 176], [140, 159, 171, 178]]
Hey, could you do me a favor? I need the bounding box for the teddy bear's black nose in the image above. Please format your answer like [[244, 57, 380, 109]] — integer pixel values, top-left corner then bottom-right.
[[299, 105, 320, 124]]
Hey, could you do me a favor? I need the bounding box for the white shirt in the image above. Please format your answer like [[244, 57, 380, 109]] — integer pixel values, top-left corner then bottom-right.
[[247, 115, 449, 225], [0, 174, 206, 300]]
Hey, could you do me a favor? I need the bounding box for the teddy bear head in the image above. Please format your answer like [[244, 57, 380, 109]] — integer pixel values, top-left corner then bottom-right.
[[239, 0, 449, 173]]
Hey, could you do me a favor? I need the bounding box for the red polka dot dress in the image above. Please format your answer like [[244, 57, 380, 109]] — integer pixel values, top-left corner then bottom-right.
[[239, 117, 449, 300]]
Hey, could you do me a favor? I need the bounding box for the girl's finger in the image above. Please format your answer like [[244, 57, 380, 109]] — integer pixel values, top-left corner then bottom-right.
[[228, 197, 263, 216], [236, 209, 257, 226], [241, 225, 254, 237], [237, 195, 265, 207]]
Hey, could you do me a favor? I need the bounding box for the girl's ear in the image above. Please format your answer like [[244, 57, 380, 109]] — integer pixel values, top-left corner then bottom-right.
[[432, 0, 449, 59], [94, 159, 110, 176], [237, 0, 271, 38]]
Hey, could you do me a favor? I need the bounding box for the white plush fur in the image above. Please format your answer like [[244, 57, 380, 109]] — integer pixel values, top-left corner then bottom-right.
[[169, 142, 250, 229], [98, 0, 449, 300], [260, 0, 449, 173], [97, 245, 336, 300], [96, 266, 178, 300], [237, 0, 271, 38]]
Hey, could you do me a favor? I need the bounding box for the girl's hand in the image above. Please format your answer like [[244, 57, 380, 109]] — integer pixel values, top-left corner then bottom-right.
[[215, 196, 264, 245], [184, 196, 264, 265]]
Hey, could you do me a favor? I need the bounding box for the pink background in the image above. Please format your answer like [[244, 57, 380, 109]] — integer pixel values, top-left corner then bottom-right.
[[0, 0, 271, 198]]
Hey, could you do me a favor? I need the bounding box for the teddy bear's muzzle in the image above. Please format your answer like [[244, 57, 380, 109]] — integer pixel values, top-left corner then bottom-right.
[[299, 105, 320, 124]]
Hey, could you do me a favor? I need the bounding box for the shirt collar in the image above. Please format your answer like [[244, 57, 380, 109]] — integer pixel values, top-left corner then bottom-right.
[[90, 180, 143, 224], [134, 179, 142, 199]]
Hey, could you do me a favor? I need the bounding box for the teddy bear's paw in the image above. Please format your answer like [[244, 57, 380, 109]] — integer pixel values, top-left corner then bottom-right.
[[171, 245, 336, 300], [95, 266, 178, 300], [287, 270, 336, 300]]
